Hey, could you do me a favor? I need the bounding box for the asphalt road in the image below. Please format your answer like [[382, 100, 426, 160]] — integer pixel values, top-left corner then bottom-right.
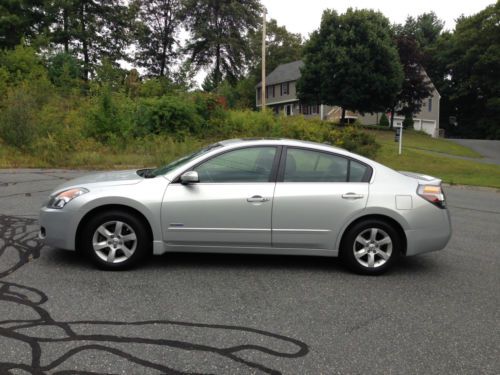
[[449, 139, 500, 165], [0, 169, 499, 374]]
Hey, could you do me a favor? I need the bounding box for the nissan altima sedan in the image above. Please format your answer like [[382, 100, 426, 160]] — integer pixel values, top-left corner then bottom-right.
[[39, 138, 451, 274]]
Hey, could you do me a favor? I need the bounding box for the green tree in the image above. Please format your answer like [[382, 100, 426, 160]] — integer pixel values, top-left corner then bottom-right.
[[400, 12, 444, 50], [215, 18, 303, 109], [379, 113, 389, 126], [0, 0, 47, 49], [248, 18, 303, 82], [388, 34, 433, 128], [131, 0, 184, 77], [297, 8, 403, 124], [183, 0, 262, 89], [47, 0, 133, 80], [430, 3, 500, 139], [47, 52, 82, 90], [0, 44, 47, 85]]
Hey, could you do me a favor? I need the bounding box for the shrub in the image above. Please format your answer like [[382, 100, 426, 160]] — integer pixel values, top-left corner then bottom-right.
[[47, 52, 81, 90], [379, 113, 390, 126], [0, 44, 47, 86], [134, 94, 203, 138], [85, 87, 135, 142], [216, 110, 278, 138], [403, 114, 414, 129], [326, 126, 380, 159], [0, 80, 51, 149]]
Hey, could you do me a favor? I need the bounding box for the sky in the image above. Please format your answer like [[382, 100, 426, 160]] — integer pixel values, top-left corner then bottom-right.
[[187, 0, 495, 86], [260, 0, 496, 37]]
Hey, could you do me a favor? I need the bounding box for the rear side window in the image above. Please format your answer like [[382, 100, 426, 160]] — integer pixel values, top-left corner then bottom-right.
[[283, 148, 348, 182], [282, 148, 371, 182], [349, 160, 369, 182]]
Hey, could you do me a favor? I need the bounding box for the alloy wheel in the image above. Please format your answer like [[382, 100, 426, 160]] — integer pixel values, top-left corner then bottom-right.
[[353, 227, 393, 268], [92, 221, 137, 264]]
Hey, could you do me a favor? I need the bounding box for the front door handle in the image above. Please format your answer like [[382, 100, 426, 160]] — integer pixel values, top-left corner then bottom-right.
[[247, 195, 270, 203], [342, 192, 364, 200]]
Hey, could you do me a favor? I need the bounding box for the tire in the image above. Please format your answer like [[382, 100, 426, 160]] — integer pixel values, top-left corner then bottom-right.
[[340, 219, 401, 275], [80, 210, 151, 270]]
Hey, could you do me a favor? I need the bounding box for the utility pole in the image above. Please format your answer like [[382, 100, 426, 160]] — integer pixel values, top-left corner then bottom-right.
[[261, 8, 267, 112]]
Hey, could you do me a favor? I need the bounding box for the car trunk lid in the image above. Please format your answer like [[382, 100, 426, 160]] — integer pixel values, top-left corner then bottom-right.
[[398, 171, 442, 186]]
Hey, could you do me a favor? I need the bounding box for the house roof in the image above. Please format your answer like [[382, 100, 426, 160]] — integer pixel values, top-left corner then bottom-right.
[[256, 60, 304, 88]]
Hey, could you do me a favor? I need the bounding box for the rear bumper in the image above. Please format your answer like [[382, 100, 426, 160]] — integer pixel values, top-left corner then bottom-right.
[[39, 206, 77, 250], [405, 209, 452, 256]]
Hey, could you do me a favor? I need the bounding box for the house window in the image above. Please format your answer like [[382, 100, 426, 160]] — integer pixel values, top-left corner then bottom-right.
[[281, 82, 289, 96], [428, 98, 432, 112], [301, 104, 320, 115], [265, 85, 275, 98], [257, 89, 261, 100]]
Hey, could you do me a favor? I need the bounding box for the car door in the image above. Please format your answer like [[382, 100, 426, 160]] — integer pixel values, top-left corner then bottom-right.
[[272, 147, 370, 250], [162, 146, 279, 248]]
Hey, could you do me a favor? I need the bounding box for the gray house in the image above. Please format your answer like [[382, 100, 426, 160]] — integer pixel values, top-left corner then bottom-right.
[[256, 60, 441, 137], [256, 61, 327, 118]]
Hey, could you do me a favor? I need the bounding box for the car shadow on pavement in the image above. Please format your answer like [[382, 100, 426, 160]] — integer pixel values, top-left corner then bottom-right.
[[46, 237, 440, 277], [150, 252, 348, 273], [0, 214, 309, 374]]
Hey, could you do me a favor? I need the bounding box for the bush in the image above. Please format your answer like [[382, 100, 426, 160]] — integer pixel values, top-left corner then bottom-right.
[[85, 87, 135, 142], [379, 113, 390, 126], [0, 80, 52, 149], [327, 126, 380, 159], [403, 114, 414, 129], [135, 94, 203, 138]]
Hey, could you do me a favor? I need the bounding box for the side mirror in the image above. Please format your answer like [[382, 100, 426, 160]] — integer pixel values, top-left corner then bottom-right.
[[180, 171, 199, 184]]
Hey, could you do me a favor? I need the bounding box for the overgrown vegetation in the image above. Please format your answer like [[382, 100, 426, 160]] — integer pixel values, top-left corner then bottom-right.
[[0, 45, 379, 167]]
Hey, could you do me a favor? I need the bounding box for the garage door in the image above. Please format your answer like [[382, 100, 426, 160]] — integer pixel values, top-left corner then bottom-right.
[[421, 120, 437, 137]]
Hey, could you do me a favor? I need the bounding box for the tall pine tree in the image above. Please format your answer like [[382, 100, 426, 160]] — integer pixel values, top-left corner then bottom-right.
[[47, 0, 133, 80], [183, 0, 261, 89], [131, 0, 184, 77]]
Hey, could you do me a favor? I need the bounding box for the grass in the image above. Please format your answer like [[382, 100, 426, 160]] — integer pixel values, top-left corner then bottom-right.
[[0, 137, 205, 170], [1, 129, 498, 189], [365, 129, 482, 158], [362, 129, 500, 188]]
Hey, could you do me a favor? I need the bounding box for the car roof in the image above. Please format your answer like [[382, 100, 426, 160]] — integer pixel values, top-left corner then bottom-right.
[[217, 138, 352, 155], [219, 137, 343, 151]]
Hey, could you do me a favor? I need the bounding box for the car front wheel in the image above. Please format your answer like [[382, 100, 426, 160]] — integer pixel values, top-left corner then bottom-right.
[[341, 219, 401, 275], [80, 210, 151, 270]]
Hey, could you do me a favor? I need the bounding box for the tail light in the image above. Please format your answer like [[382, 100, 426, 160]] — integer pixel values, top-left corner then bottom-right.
[[417, 184, 446, 209]]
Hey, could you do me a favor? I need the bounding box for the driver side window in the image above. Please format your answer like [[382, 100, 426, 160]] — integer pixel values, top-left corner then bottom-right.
[[194, 147, 277, 183]]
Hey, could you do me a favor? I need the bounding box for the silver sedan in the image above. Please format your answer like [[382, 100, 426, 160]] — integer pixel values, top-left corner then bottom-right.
[[39, 139, 451, 274]]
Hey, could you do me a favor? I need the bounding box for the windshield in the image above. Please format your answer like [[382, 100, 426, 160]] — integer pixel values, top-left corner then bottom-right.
[[151, 143, 222, 176]]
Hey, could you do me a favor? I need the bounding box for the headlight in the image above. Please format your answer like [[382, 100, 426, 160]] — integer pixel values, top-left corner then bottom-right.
[[48, 188, 89, 209]]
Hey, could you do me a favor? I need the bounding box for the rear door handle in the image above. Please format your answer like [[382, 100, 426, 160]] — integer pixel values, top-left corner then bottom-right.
[[342, 192, 364, 200], [247, 195, 270, 203]]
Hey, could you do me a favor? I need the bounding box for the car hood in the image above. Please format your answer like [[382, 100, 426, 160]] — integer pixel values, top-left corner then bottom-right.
[[53, 170, 143, 193]]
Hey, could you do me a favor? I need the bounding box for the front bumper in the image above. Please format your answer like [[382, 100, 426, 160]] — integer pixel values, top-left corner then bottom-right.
[[39, 206, 78, 251]]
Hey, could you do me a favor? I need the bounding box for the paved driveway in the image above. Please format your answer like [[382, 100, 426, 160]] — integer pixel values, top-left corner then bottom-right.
[[1, 169, 499, 374], [450, 139, 500, 165]]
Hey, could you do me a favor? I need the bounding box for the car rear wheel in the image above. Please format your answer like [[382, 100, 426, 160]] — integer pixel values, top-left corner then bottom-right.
[[341, 219, 401, 275], [80, 210, 151, 270]]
